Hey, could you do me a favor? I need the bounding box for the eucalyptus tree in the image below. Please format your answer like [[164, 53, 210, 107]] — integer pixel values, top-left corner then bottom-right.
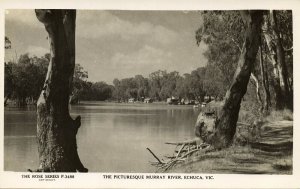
[[196, 10, 269, 111], [34, 9, 87, 172], [197, 10, 264, 148], [262, 10, 293, 110]]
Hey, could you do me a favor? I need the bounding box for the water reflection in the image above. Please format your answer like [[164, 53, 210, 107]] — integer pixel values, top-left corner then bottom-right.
[[4, 102, 200, 172]]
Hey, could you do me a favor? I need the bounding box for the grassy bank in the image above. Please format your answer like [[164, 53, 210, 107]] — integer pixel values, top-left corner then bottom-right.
[[164, 101, 293, 174]]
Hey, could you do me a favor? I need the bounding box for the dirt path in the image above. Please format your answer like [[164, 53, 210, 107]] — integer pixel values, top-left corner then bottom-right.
[[167, 120, 293, 174]]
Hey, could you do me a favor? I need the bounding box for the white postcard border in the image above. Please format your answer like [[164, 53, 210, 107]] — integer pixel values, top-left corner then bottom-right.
[[0, 0, 299, 188]]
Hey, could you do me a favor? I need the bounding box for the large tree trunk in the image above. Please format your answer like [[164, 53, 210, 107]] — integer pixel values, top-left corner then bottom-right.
[[230, 34, 263, 112], [262, 11, 292, 110], [205, 10, 263, 149], [35, 10, 87, 172]]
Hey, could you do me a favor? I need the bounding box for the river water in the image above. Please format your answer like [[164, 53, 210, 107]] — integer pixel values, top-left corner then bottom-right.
[[4, 102, 200, 172]]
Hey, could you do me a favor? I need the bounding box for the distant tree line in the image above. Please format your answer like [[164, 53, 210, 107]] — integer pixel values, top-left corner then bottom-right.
[[4, 53, 114, 106], [5, 54, 49, 106], [111, 68, 225, 103], [69, 65, 227, 103], [5, 53, 227, 106], [70, 64, 114, 103]]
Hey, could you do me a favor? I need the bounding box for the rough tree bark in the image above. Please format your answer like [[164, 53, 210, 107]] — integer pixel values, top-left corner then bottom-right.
[[34, 9, 87, 172], [230, 35, 263, 112], [204, 10, 263, 149]]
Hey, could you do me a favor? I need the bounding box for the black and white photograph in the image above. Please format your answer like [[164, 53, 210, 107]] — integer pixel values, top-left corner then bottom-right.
[[1, 0, 299, 188]]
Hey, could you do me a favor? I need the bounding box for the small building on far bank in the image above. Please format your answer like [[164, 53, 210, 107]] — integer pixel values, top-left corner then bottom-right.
[[167, 96, 180, 105], [204, 96, 215, 103], [144, 98, 153, 103], [128, 98, 135, 103], [183, 99, 195, 105]]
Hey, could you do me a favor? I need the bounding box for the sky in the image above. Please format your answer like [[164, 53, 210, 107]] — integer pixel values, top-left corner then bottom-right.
[[5, 9, 208, 84]]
